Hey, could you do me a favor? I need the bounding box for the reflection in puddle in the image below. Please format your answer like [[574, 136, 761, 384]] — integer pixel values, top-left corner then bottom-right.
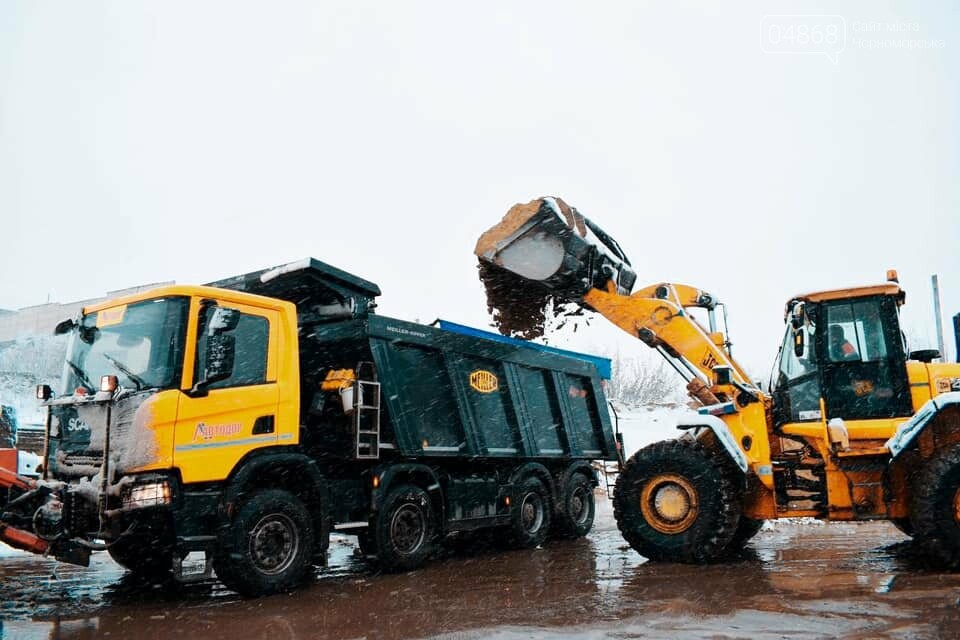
[[1, 501, 960, 640]]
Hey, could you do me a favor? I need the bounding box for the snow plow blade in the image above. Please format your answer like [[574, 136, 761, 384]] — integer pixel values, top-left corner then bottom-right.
[[474, 196, 636, 299]]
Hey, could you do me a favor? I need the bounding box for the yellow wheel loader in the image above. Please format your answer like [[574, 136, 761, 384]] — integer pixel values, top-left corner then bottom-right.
[[476, 197, 960, 566]]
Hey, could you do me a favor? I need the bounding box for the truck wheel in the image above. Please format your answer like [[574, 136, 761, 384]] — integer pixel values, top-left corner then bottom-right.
[[727, 516, 764, 551], [509, 477, 552, 548], [214, 489, 315, 596], [374, 484, 436, 572], [554, 473, 595, 539], [613, 439, 740, 563], [108, 531, 176, 577], [910, 444, 960, 567]]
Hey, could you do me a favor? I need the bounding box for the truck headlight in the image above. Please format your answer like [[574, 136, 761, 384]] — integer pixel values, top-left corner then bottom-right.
[[122, 480, 173, 509]]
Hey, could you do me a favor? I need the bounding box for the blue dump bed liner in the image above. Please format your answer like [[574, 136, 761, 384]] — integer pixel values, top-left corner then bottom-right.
[[436, 320, 612, 380]]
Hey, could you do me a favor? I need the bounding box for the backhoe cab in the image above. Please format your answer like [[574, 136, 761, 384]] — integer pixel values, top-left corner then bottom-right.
[[477, 197, 960, 567]]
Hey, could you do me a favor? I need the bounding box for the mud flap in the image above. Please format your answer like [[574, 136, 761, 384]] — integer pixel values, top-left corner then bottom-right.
[[887, 392, 960, 458]]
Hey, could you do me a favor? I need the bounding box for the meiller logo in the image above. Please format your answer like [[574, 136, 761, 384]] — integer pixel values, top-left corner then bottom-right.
[[194, 422, 242, 441], [470, 370, 499, 393]]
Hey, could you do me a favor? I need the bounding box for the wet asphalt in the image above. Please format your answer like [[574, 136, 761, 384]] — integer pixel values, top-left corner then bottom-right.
[[2, 496, 960, 640]]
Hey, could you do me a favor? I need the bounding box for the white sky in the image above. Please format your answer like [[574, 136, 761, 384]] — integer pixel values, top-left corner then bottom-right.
[[1, 1, 957, 376]]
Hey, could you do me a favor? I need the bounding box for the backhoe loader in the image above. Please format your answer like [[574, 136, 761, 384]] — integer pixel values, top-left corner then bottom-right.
[[476, 197, 960, 566]]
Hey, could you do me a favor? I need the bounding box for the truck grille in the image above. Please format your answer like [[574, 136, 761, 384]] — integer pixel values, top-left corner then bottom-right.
[[59, 453, 104, 476]]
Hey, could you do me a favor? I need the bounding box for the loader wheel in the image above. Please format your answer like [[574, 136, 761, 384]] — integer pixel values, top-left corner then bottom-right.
[[891, 518, 913, 537], [613, 439, 740, 563], [728, 516, 765, 551], [553, 473, 596, 539], [508, 477, 552, 549], [214, 489, 315, 597], [374, 484, 436, 572], [910, 444, 960, 568]]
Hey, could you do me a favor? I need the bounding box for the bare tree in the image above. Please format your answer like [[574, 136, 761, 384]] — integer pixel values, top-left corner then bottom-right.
[[604, 350, 686, 407]]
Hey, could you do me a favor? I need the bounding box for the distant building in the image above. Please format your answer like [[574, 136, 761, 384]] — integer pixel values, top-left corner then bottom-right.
[[0, 282, 173, 343]]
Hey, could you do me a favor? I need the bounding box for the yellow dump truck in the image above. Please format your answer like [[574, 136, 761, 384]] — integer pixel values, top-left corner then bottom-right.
[[0, 258, 618, 596]]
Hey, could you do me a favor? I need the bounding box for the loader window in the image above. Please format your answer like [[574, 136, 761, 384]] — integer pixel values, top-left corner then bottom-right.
[[773, 322, 822, 422], [819, 297, 912, 420]]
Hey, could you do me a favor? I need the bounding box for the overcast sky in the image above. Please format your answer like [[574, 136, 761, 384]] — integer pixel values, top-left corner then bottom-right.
[[1, 1, 957, 375]]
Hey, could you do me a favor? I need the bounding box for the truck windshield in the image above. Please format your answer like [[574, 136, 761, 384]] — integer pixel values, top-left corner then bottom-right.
[[61, 297, 190, 395]]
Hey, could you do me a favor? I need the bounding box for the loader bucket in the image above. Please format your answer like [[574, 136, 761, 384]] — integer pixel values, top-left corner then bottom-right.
[[475, 197, 636, 338], [475, 197, 636, 298]]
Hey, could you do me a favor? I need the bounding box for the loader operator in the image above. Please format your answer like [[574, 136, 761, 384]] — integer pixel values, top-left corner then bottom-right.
[[829, 325, 859, 362]]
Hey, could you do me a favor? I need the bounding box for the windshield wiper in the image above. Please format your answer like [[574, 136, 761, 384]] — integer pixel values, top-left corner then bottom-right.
[[101, 353, 148, 392], [66, 360, 95, 393]]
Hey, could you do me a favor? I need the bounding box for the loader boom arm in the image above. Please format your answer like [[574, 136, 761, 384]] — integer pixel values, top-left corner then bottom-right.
[[584, 282, 756, 394], [476, 197, 773, 486]]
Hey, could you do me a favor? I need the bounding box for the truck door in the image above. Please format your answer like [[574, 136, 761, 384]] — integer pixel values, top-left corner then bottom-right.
[[818, 297, 912, 420], [174, 300, 280, 484]]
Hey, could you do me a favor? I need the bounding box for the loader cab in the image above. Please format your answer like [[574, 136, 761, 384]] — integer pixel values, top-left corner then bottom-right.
[[771, 284, 912, 425]]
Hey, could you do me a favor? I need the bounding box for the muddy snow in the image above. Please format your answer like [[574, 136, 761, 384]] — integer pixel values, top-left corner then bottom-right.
[[2, 496, 960, 640]]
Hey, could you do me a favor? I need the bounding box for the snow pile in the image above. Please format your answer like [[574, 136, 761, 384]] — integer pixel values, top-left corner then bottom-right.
[[611, 403, 690, 454]]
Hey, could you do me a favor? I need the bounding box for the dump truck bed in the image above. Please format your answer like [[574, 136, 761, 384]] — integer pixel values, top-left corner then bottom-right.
[[305, 314, 618, 461], [215, 258, 617, 463]]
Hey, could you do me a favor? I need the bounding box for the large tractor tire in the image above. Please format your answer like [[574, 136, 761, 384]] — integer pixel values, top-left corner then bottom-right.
[[214, 489, 316, 597], [374, 484, 437, 572], [613, 439, 741, 563], [891, 518, 913, 537], [508, 476, 552, 549], [910, 444, 960, 568], [553, 473, 596, 539], [727, 516, 765, 551]]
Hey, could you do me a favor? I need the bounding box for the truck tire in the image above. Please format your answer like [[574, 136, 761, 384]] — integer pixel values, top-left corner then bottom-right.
[[910, 444, 960, 568], [374, 484, 436, 572], [508, 477, 552, 548], [613, 439, 740, 563], [727, 516, 764, 551], [108, 531, 176, 577], [553, 473, 595, 539], [214, 489, 316, 597]]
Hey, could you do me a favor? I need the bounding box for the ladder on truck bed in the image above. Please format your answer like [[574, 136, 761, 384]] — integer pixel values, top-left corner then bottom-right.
[[352, 362, 381, 460]]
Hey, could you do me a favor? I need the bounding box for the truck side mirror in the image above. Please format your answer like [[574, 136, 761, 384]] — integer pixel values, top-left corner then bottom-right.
[[54, 318, 76, 335], [189, 305, 239, 396], [204, 333, 236, 385], [209, 307, 240, 332]]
